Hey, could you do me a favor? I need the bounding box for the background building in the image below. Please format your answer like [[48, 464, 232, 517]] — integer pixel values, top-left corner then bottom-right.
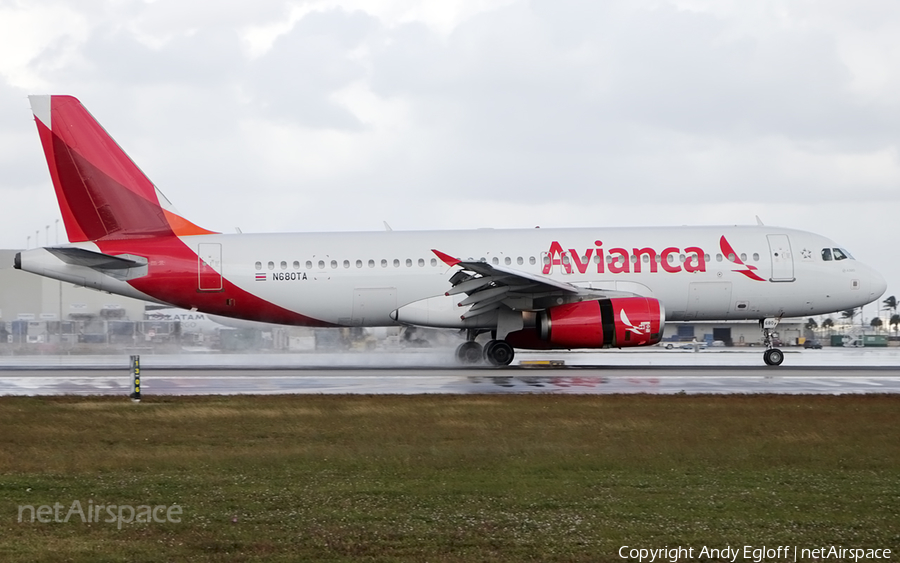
[[0, 249, 145, 345]]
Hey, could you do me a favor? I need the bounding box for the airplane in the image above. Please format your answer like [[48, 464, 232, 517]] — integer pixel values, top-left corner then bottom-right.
[[13, 95, 887, 366]]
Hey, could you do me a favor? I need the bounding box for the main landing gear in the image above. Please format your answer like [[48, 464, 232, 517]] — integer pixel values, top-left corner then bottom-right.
[[455, 341, 483, 364], [455, 330, 515, 367], [761, 318, 784, 366], [483, 340, 515, 366]]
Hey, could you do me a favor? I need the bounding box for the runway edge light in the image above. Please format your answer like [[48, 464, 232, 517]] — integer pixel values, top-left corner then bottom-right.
[[129, 355, 141, 403]]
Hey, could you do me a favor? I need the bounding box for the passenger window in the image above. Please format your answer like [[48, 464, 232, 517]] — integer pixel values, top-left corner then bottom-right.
[[293, 261, 300, 270], [418, 258, 425, 267], [704, 254, 710, 262], [356, 260, 363, 268], [716, 254, 722, 262], [740, 253, 746, 261], [306, 260, 312, 269], [281, 261, 287, 270], [268, 261, 275, 270], [430, 258, 437, 267], [593, 255, 601, 264], [492, 257, 500, 265], [505, 257, 511, 265], [317, 260, 325, 269], [529, 256, 536, 265], [752, 253, 759, 261], [255, 261, 262, 270], [393, 259, 400, 268], [343, 260, 350, 269], [368, 259, 375, 268], [381, 259, 388, 268], [330, 260, 337, 269], [833, 248, 847, 261], [406, 258, 412, 267], [728, 253, 735, 261], [517, 257, 523, 265]]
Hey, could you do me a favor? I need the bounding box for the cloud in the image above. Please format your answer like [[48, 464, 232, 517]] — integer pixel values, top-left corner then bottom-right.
[[250, 9, 380, 129], [0, 0, 898, 297]]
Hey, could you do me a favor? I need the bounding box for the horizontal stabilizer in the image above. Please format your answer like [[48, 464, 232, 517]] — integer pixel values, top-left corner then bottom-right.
[[46, 247, 146, 270]]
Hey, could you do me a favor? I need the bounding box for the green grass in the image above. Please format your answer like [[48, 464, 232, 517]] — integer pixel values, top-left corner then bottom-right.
[[0, 394, 898, 562]]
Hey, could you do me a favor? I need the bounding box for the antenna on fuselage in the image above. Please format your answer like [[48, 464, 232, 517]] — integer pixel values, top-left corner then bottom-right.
[[755, 216, 764, 226]]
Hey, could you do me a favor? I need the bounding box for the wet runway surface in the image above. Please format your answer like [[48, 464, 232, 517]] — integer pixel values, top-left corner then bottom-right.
[[1, 349, 899, 395], [2, 365, 900, 395]]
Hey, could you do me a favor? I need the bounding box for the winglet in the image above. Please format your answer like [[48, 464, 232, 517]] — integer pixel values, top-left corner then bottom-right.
[[432, 249, 460, 267]]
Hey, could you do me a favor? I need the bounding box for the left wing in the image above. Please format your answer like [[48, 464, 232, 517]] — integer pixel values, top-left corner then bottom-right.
[[432, 249, 632, 320]]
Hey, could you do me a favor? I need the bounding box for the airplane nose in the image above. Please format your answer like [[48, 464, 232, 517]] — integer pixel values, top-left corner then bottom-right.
[[870, 268, 887, 300]]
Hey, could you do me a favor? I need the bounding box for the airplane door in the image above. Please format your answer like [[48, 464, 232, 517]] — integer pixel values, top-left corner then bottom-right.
[[198, 243, 223, 291], [767, 234, 795, 282]]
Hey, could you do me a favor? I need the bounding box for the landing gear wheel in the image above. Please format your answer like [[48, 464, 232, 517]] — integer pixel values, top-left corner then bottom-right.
[[456, 341, 483, 365], [483, 340, 515, 367], [763, 348, 784, 366]]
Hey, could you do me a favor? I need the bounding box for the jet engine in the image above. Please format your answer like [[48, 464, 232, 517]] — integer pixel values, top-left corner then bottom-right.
[[508, 297, 664, 349]]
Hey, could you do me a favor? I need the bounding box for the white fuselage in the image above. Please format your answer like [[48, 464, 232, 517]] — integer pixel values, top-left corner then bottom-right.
[[17, 225, 885, 328], [175, 225, 884, 326]]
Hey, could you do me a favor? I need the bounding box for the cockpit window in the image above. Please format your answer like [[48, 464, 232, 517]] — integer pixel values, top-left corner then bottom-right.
[[833, 248, 848, 261], [822, 248, 832, 261]]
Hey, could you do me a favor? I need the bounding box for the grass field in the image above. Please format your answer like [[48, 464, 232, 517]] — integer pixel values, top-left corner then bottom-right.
[[0, 394, 898, 562]]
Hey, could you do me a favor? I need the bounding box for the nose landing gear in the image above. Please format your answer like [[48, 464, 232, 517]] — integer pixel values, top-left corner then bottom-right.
[[763, 347, 784, 366], [761, 318, 784, 366]]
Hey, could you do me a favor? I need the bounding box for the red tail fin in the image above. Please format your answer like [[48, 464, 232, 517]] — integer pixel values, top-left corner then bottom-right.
[[29, 95, 215, 242]]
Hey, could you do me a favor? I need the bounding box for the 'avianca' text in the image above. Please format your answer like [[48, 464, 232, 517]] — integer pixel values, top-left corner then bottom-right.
[[543, 241, 707, 275]]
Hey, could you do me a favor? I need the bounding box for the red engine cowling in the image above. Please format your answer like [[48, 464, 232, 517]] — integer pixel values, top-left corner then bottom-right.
[[533, 297, 665, 349]]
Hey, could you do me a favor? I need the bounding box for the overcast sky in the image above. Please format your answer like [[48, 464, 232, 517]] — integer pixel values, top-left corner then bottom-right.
[[1, 0, 898, 317]]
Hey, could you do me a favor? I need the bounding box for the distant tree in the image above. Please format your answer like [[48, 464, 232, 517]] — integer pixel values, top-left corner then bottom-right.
[[841, 309, 858, 324], [822, 318, 835, 337], [883, 295, 897, 315], [805, 318, 818, 330], [871, 317, 883, 332], [891, 314, 900, 335]]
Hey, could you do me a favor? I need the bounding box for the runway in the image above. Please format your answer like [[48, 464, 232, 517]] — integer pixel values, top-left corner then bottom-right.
[[2, 358, 900, 395]]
